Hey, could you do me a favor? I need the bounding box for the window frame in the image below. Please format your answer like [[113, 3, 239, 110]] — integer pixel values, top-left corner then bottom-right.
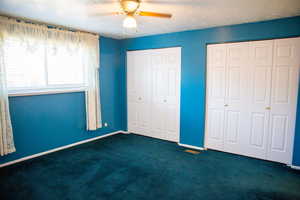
[[5, 37, 88, 97], [8, 86, 87, 97]]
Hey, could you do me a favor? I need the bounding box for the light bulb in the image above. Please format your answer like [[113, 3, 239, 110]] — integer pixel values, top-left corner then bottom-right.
[[123, 16, 137, 28], [125, 1, 139, 12], [121, 0, 139, 12]]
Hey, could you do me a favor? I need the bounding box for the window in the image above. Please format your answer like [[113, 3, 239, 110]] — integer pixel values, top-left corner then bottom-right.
[[4, 36, 87, 95], [1, 16, 101, 130]]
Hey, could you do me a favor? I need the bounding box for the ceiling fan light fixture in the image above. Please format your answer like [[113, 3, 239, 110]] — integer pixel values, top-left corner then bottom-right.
[[123, 15, 137, 28], [121, 0, 140, 13]]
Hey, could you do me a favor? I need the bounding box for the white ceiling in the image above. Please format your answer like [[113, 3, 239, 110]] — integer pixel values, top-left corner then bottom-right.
[[0, 0, 300, 39]]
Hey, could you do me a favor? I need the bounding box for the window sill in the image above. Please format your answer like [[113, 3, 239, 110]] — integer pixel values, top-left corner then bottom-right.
[[8, 87, 86, 97]]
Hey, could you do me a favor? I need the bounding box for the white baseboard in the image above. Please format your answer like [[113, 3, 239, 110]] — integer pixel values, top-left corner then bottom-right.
[[0, 131, 122, 168], [178, 143, 206, 151], [122, 131, 131, 134], [289, 165, 300, 170]]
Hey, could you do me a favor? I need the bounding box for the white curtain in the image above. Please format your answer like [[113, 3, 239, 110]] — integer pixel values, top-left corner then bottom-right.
[[83, 34, 102, 130], [0, 32, 16, 156], [0, 16, 101, 144]]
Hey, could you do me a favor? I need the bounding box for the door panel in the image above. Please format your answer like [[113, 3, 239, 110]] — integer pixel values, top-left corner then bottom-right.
[[205, 44, 227, 150], [127, 51, 152, 135], [223, 42, 249, 154], [164, 48, 180, 141], [211, 68, 226, 101], [227, 67, 241, 100], [273, 67, 291, 103], [242, 40, 273, 160], [225, 111, 240, 144], [250, 113, 267, 148], [270, 115, 288, 151], [151, 54, 167, 138], [127, 52, 137, 103], [252, 67, 270, 103], [138, 102, 151, 135], [128, 102, 139, 133], [268, 37, 300, 164], [206, 108, 225, 150], [151, 103, 165, 138], [206, 44, 227, 107]]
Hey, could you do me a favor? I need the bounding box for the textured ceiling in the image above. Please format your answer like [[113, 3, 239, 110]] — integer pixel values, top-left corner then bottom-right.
[[0, 0, 300, 39]]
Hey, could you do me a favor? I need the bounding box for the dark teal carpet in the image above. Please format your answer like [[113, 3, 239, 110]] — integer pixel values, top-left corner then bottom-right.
[[1, 133, 300, 200]]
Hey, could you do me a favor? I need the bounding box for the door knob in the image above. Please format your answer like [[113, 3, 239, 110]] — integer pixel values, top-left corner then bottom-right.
[[224, 104, 228, 107], [138, 97, 142, 100], [164, 99, 167, 103], [266, 107, 271, 110]]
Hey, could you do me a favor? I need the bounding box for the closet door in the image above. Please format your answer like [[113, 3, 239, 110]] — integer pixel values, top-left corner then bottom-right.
[[151, 51, 168, 139], [267, 37, 300, 164], [223, 42, 249, 154], [151, 48, 181, 142], [205, 44, 227, 150], [128, 47, 181, 142], [206, 43, 249, 153], [243, 40, 273, 160], [163, 48, 181, 142], [206, 37, 299, 164], [127, 51, 152, 135]]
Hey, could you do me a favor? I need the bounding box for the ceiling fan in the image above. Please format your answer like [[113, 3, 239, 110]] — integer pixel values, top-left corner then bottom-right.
[[92, 0, 172, 29]]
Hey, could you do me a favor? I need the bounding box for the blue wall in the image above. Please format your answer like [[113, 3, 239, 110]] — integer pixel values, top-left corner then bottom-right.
[[120, 16, 300, 165], [0, 37, 125, 164]]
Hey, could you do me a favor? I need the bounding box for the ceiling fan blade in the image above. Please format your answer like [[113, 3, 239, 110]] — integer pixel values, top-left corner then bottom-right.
[[142, 0, 202, 5], [138, 11, 172, 18], [88, 0, 119, 4], [88, 12, 123, 17]]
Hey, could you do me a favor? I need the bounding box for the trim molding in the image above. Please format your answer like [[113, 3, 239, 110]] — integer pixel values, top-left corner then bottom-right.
[[122, 131, 131, 134], [8, 87, 86, 97], [289, 165, 300, 170], [0, 131, 122, 168], [178, 143, 206, 151]]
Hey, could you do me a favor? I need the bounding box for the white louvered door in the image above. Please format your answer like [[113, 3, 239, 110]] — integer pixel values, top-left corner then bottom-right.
[[205, 37, 300, 164], [127, 47, 181, 142]]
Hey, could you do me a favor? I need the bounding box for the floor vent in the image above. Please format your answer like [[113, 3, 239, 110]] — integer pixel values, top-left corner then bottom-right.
[[184, 149, 201, 154]]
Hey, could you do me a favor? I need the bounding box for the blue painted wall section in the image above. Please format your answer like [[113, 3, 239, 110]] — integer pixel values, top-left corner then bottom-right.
[[120, 16, 300, 165], [0, 37, 125, 164]]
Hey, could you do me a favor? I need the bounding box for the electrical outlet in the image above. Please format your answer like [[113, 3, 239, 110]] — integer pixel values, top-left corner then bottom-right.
[[104, 123, 108, 127]]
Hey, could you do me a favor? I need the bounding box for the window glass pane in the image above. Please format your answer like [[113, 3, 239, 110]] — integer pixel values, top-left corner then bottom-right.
[[4, 36, 86, 92], [4, 39, 46, 89], [47, 44, 85, 86]]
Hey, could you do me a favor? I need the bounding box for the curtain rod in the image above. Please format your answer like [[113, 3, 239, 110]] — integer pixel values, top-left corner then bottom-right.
[[0, 14, 99, 36]]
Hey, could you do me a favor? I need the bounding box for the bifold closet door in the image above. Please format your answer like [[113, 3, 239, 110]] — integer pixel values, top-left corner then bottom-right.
[[206, 42, 249, 155], [206, 37, 300, 164], [223, 43, 249, 155], [267, 38, 300, 163], [127, 47, 181, 142], [205, 44, 227, 150], [127, 51, 152, 135], [151, 49, 179, 141], [242, 40, 274, 160]]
